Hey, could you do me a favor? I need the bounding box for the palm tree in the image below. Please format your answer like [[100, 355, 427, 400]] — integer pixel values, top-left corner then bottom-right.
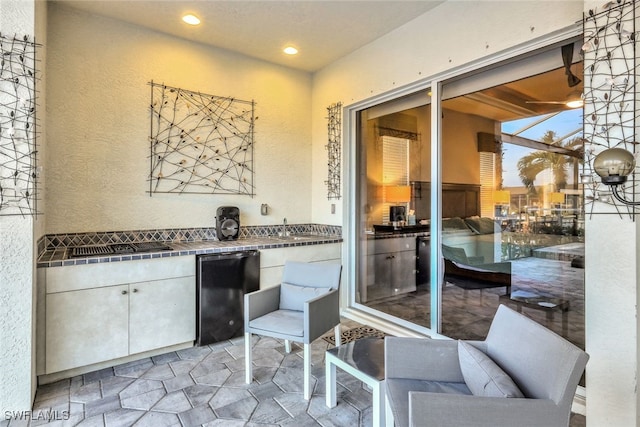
[[516, 131, 583, 196]]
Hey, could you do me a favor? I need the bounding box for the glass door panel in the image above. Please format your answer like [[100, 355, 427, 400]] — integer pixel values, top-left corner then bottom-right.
[[439, 67, 585, 358], [355, 90, 431, 329]]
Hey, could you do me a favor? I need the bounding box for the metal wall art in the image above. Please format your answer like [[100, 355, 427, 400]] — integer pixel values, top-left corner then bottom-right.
[[582, 0, 638, 216], [149, 82, 256, 196], [0, 33, 39, 217], [325, 102, 342, 200]]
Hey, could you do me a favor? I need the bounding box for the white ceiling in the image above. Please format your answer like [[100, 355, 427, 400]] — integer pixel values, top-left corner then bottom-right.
[[54, 0, 444, 72]]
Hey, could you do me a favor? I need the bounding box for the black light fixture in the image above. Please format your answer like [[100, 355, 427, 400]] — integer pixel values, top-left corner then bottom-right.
[[593, 147, 639, 205]]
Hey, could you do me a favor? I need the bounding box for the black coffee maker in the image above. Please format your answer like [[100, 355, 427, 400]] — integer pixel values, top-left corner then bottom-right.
[[389, 205, 406, 227]]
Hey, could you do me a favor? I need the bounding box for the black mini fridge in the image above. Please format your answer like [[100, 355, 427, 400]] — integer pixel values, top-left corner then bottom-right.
[[196, 250, 260, 346]]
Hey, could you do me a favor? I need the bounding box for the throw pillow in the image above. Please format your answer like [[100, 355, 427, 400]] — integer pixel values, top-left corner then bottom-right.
[[457, 340, 524, 398], [279, 282, 330, 312]]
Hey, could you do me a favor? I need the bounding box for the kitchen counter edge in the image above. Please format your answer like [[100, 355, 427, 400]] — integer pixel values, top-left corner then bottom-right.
[[37, 236, 343, 268]]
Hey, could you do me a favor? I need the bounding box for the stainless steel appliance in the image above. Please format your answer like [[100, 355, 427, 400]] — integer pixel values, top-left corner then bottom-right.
[[196, 250, 260, 346], [389, 205, 407, 228]]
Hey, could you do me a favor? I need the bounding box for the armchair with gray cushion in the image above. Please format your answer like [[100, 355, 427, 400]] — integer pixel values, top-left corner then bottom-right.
[[384, 304, 588, 427], [244, 261, 342, 400]]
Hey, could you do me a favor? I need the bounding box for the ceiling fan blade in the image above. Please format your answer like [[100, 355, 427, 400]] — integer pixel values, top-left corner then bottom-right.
[[562, 43, 581, 88], [525, 101, 567, 104]]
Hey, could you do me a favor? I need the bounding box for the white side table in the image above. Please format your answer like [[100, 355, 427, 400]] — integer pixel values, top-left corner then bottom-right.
[[325, 337, 385, 427]]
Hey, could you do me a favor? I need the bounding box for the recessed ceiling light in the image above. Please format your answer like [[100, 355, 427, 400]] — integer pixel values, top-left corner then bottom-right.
[[283, 46, 298, 55], [182, 14, 201, 26], [566, 99, 584, 109]]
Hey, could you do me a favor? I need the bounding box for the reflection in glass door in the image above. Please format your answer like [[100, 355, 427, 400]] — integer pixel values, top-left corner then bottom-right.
[[354, 91, 432, 329], [439, 65, 585, 361], [351, 43, 585, 383]]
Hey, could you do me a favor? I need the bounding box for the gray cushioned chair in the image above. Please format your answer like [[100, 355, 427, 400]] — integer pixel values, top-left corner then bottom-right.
[[384, 304, 588, 427], [244, 261, 342, 400]]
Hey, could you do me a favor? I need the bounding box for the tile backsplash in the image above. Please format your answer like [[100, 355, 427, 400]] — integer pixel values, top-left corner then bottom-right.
[[38, 223, 342, 254]]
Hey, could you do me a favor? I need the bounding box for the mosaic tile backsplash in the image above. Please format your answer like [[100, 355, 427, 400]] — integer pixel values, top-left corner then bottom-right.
[[38, 223, 342, 254]]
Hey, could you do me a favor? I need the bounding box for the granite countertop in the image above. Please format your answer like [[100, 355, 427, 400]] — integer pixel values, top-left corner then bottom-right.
[[37, 234, 343, 268]]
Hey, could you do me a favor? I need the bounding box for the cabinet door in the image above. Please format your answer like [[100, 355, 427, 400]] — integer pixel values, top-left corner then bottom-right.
[[129, 276, 195, 355], [368, 253, 394, 301], [46, 285, 129, 374], [391, 250, 417, 294]]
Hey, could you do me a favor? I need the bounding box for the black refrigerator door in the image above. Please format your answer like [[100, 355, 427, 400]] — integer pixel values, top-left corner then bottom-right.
[[416, 237, 430, 288], [196, 250, 260, 346]]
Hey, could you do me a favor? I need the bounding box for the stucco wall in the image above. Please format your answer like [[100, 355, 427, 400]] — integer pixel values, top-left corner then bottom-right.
[[0, 0, 38, 414], [45, 3, 312, 234], [581, 1, 639, 424]]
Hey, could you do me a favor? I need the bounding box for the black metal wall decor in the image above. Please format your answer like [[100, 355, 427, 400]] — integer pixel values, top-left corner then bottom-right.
[[0, 33, 39, 217], [149, 82, 256, 196], [325, 102, 342, 200], [582, 0, 638, 217]]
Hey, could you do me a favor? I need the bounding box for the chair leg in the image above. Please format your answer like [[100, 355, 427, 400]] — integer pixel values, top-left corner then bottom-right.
[[245, 332, 252, 384], [285, 339, 291, 353], [385, 393, 394, 427], [303, 343, 311, 400], [334, 324, 341, 347]]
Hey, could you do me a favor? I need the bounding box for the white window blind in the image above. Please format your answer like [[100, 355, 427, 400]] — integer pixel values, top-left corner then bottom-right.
[[479, 152, 496, 218], [382, 136, 409, 223]]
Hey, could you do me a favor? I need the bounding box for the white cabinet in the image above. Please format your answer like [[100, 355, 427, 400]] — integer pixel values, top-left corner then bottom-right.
[[40, 257, 195, 375], [129, 276, 195, 354], [46, 285, 129, 373]]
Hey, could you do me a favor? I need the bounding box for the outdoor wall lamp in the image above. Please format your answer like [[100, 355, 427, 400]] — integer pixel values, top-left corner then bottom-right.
[[593, 147, 639, 205]]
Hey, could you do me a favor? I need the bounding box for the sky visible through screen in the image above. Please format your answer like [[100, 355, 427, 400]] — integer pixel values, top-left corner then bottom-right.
[[500, 109, 583, 188]]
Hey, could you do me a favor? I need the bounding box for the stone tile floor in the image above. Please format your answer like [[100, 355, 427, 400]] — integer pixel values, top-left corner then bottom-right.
[[3, 320, 371, 427], [367, 255, 585, 351], [3, 319, 586, 426]]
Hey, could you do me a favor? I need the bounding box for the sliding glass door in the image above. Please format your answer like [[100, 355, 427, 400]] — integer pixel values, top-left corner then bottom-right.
[[350, 38, 585, 363], [354, 90, 432, 329], [440, 67, 584, 351]]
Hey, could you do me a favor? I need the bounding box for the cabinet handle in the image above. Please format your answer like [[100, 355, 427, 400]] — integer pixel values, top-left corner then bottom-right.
[[121, 290, 127, 295], [132, 288, 138, 293]]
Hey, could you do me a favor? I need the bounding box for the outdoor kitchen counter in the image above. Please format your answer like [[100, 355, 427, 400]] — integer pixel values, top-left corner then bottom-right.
[[37, 234, 343, 268]]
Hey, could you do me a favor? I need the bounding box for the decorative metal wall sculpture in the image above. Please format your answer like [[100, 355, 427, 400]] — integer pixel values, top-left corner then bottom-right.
[[0, 34, 39, 217], [582, 0, 638, 217], [325, 102, 342, 200], [149, 82, 256, 196]]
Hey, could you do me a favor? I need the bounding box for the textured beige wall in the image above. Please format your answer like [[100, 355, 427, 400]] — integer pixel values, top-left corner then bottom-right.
[[45, 3, 312, 234], [1, 217, 35, 413], [0, 0, 38, 414], [581, 1, 640, 425]]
